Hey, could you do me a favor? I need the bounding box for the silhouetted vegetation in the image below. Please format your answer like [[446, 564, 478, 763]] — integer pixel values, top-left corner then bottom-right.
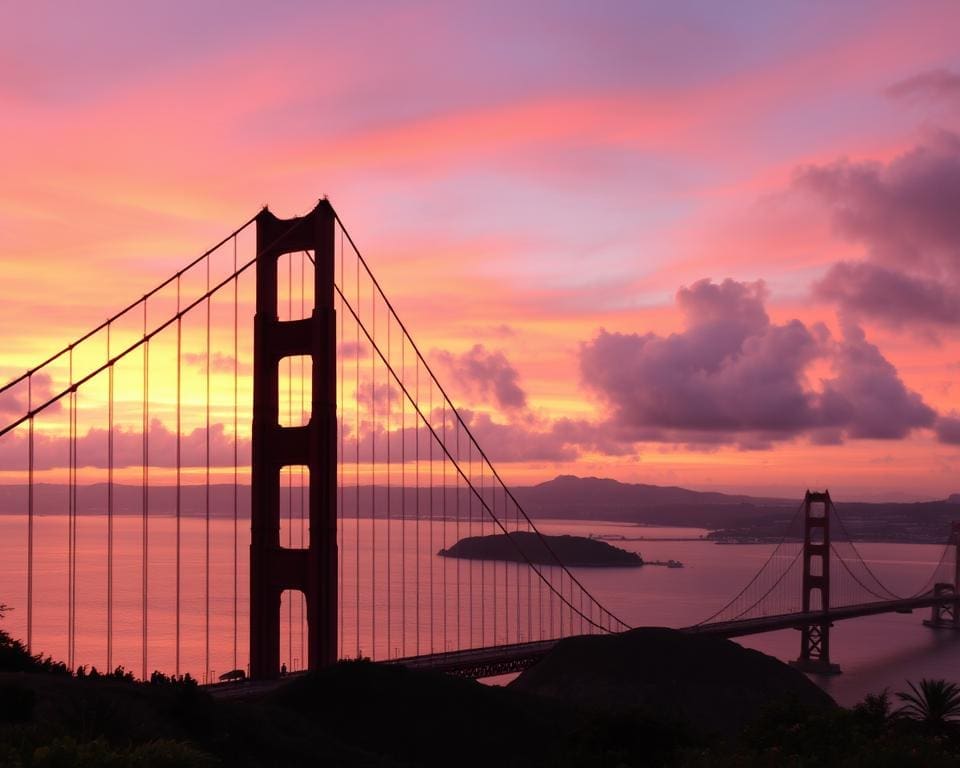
[[895, 678, 960, 727], [0, 625, 69, 677], [676, 691, 960, 767], [2, 604, 959, 766], [0, 679, 36, 723]]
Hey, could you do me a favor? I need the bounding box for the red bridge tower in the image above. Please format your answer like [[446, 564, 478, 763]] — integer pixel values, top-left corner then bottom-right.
[[249, 201, 338, 679], [791, 490, 841, 674], [924, 521, 960, 631]]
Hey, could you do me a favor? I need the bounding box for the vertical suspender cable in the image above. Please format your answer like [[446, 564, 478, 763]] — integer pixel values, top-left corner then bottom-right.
[[516, 500, 521, 640], [371, 278, 376, 659], [232, 238, 239, 674], [503, 487, 508, 644], [107, 323, 114, 672], [71, 374, 78, 660], [468, 443, 473, 646], [561, 571, 566, 637], [143, 303, 150, 680], [442, 400, 447, 651], [491, 467, 497, 644], [338, 230, 344, 660], [386, 312, 392, 657], [175, 276, 182, 677], [579, 582, 583, 635], [205, 257, 212, 682], [355, 252, 360, 659], [428, 379, 433, 653], [455, 418, 460, 648], [68, 351, 76, 670], [414, 349, 420, 655], [400, 333, 405, 657], [538, 520, 544, 639], [287, 248, 293, 669], [528, 515, 533, 640], [550, 562, 555, 638], [26, 374, 33, 653], [479, 457, 484, 647]]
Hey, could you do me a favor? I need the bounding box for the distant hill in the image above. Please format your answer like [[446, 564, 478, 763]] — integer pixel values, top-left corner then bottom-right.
[[522, 474, 790, 507], [1, 476, 957, 542], [513, 476, 960, 541], [511, 475, 795, 527], [0, 477, 786, 525]]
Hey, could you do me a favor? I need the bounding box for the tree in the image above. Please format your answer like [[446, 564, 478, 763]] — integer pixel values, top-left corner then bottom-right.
[[896, 679, 960, 727], [854, 688, 893, 726]]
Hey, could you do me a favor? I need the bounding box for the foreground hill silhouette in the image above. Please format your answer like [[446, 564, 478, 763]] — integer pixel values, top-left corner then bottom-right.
[[510, 627, 833, 733], [3, 629, 960, 765], [438, 531, 643, 566]]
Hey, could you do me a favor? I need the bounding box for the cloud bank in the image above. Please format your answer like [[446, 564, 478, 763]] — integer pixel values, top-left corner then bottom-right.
[[580, 278, 936, 448], [800, 130, 960, 330], [435, 344, 527, 410]]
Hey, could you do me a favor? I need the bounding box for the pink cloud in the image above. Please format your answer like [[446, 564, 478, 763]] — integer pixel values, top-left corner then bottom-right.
[[0, 419, 248, 471], [579, 278, 936, 447], [887, 68, 960, 105], [0, 373, 61, 423], [435, 344, 527, 411], [803, 131, 960, 329]]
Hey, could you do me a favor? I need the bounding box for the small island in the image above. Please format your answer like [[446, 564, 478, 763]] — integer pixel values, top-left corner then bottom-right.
[[438, 531, 644, 567]]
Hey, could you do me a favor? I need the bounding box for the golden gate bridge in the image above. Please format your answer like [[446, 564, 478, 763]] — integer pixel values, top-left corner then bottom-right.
[[0, 201, 957, 683]]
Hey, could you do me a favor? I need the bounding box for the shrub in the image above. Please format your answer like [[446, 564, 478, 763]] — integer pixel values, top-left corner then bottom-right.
[[0, 679, 36, 722]]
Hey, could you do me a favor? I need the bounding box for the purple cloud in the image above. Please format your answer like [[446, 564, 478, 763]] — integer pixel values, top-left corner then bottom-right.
[[823, 321, 936, 438], [354, 381, 400, 413], [815, 261, 960, 328], [182, 351, 249, 374], [801, 132, 960, 328], [0, 418, 250, 471], [342, 407, 578, 464], [0, 373, 62, 423], [579, 278, 935, 447], [435, 344, 527, 410], [887, 68, 960, 105], [339, 341, 364, 359], [936, 415, 960, 445]]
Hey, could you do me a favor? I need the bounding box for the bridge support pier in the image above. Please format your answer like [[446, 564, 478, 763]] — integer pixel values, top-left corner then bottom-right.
[[790, 490, 841, 675], [250, 201, 338, 680], [923, 522, 960, 631], [923, 583, 960, 630]]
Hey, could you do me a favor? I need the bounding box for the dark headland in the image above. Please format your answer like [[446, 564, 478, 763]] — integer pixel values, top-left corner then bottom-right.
[[510, 627, 833, 733], [6, 621, 958, 765], [438, 531, 644, 567]]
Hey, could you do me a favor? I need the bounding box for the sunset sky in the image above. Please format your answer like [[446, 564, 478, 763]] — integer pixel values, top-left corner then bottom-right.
[[3, 1, 960, 500]]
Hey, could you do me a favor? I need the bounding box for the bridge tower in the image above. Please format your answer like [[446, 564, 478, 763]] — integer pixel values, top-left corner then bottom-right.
[[923, 521, 960, 631], [250, 201, 338, 679], [791, 490, 841, 674]]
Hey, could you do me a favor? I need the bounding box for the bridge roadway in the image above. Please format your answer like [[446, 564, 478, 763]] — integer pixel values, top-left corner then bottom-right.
[[389, 592, 955, 678], [206, 592, 954, 696]]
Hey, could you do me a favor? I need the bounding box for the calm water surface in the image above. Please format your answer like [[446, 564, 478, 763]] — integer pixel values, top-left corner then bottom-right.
[[1, 514, 957, 705]]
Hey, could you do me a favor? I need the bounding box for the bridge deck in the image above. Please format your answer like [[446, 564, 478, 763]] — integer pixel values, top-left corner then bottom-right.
[[205, 592, 953, 693], [390, 593, 951, 678]]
